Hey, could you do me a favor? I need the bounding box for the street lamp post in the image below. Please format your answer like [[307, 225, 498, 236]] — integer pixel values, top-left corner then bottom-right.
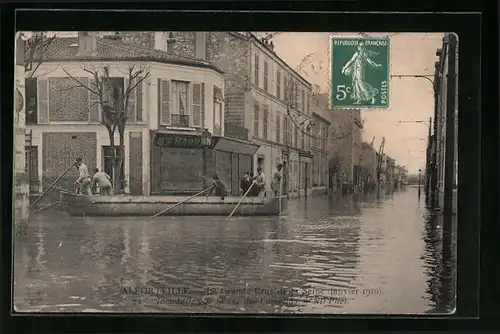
[[201, 129, 212, 189]]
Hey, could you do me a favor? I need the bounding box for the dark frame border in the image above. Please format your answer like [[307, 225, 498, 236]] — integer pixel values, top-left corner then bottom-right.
[[2, 4, 485, 333]]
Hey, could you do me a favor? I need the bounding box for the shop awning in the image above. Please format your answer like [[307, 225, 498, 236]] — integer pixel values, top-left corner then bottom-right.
[[213, 136, 260, 156]]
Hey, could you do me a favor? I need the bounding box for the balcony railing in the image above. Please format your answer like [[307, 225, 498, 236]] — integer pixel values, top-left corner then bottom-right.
[[171, 114, 190, 127]]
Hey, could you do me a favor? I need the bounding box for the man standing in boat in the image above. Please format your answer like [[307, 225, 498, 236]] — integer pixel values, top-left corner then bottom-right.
[[253, 167, 267, 199], [74, 157, 92, 195], [240, 172, 252, 195], [270, 163, 283, 197], [205, 174, 227, 200], [92, 168, 113, 196]]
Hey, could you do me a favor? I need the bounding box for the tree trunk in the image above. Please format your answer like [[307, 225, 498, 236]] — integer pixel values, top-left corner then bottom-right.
[[108, 129, 120, 192], [14, 42, 29, 230]]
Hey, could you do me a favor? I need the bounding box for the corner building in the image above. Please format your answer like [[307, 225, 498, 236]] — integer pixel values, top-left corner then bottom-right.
[[116, 32, 315, 196]]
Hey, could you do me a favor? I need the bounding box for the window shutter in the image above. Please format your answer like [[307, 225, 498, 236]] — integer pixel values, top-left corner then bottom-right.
[[136, 81, 143, 122], [200, 83, 205, 128], [159, 79, 170, 125], [125, 77, 136, 124], [38, 78, 49, 124], [192, 83, 202, 127], [89, 78, 100, 122]]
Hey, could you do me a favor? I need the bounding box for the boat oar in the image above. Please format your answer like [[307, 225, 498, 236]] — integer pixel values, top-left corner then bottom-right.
[[147, 185, 214, 221], [29, 163, 75, 209], [227, 182, 255, 220]]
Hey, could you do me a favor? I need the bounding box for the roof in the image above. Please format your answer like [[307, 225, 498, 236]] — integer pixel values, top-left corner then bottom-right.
[[34, 36, 224, 74]]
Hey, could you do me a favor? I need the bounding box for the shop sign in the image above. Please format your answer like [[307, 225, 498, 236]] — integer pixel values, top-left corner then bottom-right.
[[153, 133, 216, 149]]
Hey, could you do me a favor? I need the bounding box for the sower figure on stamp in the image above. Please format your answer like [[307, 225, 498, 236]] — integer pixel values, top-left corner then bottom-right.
[[74, 157, 92, 195], [92, 168, 114, 196]]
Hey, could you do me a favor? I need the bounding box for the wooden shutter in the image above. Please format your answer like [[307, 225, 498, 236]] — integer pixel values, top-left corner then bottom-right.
[[136, 81, 143, 122], [38, 78, 49, 124], [125, 77, 136, 124], [89, 78, 100, 122], [192, 83, 202, 127], [158, 79, 170, 125]]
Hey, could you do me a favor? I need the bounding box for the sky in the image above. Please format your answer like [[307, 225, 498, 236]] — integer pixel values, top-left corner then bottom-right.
[[271, 32, 444, 174]]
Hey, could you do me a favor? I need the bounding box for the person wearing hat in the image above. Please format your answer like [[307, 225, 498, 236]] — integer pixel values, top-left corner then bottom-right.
[[74, 157, 92, 195]]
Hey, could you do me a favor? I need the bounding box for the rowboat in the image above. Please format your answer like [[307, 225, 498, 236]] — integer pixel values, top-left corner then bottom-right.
[[59, 191, 287, 217]]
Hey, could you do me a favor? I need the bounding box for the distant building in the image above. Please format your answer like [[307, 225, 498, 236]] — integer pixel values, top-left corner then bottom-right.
[[311, 93, 362, 191], [25, 32, 258, 196], [310, 111, 330, 188]]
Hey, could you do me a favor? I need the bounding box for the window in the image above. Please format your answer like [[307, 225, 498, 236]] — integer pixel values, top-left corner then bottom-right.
[[213, 101, 222, 135], [294, 126, 298, 148], [254, 53, 260, 86], [254, 101, 260, 138], [103, 77, 124, 111], [301, 130, 305, 150], [276, 70, 281, 99], [284, 116, 289, 145], [25, 78, 37, 125], [305, 92, 309, 114], [276, 113, 281, 143], [263, 59, 269, 92], [263, 104, 269, 139], [102, 146, 124, 191], [171, 80, 189, 126]]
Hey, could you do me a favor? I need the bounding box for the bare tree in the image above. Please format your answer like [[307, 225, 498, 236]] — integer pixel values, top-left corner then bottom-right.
[[63, 64, 150, 191], [22, 32, 57, 78]]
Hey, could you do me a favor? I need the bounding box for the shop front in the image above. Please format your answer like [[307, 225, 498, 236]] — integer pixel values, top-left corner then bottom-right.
[[150, 130, 260, 195]]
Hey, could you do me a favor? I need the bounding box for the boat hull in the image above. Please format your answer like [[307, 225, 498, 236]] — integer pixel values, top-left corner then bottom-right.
[[60, 192, 287, 217]]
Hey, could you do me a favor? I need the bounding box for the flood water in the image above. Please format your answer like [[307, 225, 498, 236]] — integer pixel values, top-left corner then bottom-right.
[[13, 187, 456, 314]]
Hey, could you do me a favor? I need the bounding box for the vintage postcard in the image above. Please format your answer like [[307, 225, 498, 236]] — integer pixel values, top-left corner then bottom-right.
[[13, 31, 457, 314]]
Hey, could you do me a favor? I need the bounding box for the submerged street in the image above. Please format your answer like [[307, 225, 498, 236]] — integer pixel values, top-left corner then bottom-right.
[[14, 187, 456, 314]]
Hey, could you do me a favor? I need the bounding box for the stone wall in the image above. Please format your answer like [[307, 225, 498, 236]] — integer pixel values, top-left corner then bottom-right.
[[129, 132, 143, 195]]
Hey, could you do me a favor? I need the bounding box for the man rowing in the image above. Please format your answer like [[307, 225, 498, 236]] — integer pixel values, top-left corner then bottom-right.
[[270, 163, 283, 197], [92, 168, 114, 195]]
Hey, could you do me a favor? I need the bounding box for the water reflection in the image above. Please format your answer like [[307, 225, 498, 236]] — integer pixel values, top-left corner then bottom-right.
[[14, 188, 455, 314]]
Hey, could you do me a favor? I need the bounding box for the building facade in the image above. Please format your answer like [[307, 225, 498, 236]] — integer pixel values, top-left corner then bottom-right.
[[116, 31, 315, 196], [25, 33, 259, 197]]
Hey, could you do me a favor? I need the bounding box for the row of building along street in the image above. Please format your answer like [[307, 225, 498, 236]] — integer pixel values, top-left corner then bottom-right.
[[19, 31, 410, 207]]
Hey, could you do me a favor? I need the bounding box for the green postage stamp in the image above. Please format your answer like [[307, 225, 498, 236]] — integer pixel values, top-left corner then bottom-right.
[[330, 37, 390, 109]]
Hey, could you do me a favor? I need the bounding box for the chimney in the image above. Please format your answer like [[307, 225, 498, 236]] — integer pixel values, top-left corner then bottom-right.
[[166, 32, 176, 53], [77, 32, 97, 56]]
